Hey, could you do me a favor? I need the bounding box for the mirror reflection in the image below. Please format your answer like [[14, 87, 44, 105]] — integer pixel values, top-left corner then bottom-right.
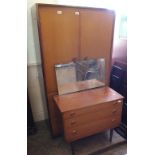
[[55, 58, 105, 95]]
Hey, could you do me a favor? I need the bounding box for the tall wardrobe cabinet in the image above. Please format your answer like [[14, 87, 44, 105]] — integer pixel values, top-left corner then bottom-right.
[[37, 4, 115, 136]]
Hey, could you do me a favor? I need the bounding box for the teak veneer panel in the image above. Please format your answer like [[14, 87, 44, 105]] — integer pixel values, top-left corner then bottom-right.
[[38, 6, 80, 93], [64, 115, 121, 142], [63, 105, 122, 129], [62, 100, 123, 120], [54, 86, 123, 142], [54, 87, 123, 113], [80, 9, 115, 85]]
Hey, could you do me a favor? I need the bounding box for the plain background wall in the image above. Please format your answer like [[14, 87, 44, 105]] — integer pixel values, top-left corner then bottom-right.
[[27, 0, 127, 122], [112, 12, 127, 64], [28, 0, 58, 65], [112, 39, 127, 64], [27, 0, 58, 122]]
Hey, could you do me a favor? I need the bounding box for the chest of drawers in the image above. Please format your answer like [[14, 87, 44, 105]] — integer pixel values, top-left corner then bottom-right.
[[54, 87, 123, 142]]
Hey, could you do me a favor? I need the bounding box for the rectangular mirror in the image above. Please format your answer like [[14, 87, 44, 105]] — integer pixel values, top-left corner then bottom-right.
[[55, 58, 105, 95]]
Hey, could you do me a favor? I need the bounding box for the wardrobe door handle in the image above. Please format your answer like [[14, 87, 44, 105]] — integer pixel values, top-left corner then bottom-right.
[[75, 11, 79, 15], [57, 10, 62, 15]]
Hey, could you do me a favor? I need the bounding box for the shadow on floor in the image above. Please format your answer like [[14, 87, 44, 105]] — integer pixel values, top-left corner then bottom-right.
[[27, 120, 127, 155]]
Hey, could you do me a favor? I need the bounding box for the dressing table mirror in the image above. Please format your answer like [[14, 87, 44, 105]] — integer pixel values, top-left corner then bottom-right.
[[55, 58, 106, 95]]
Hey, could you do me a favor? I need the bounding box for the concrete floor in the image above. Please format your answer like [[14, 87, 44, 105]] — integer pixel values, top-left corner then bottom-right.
[[28, 120, 127, 155]]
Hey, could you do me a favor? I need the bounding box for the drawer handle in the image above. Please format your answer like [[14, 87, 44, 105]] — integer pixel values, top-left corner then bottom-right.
[[113, 100, 121, 105], [72, 130, 77, 134], [117, 100, 122, 103], [70, 121, 76, 125], [112, 119, 116, 122], [75, 11, 79, 15], [70, 112, 75, 117], [112, 109, 117, 114]]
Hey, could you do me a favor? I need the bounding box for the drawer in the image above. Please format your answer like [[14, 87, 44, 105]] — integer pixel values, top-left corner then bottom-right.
[[64, 106, 122, 129], [63, 99, 123, 120], [64, 115, 121, 142]]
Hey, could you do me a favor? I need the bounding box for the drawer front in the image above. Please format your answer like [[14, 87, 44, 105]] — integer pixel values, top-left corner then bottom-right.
[[63, 99, 123, 120], [64, 106, 122, 129], [64, 115, 121, 142]]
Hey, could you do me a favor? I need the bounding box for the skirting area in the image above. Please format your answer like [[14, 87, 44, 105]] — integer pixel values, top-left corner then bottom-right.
[[28, 120, 127, 155]]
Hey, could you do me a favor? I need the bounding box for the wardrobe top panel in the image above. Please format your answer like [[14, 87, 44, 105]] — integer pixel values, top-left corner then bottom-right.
[[36, 3, 115, 14]]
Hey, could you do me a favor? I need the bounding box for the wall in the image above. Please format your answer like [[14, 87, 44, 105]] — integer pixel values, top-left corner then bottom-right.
[[112, 10, 127, 64], [27, 0, 58, 122], [27, 64, 48, 121], [28, 0, 59, 64], [112, 39, 127, 64]]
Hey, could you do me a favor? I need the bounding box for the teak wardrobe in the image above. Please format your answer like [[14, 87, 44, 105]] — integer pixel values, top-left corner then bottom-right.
[[36, 3, 115, 136]]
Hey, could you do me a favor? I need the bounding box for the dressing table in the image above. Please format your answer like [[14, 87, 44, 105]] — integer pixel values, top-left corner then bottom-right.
[[53, 80, 124, 143]]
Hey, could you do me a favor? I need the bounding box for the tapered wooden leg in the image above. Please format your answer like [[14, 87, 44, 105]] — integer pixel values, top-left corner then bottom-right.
[[110, 129, 114, 143], [70, 142, 74, 155]]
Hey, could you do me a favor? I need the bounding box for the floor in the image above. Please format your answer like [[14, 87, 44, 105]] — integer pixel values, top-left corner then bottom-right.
[[27, 120, 127, 155]]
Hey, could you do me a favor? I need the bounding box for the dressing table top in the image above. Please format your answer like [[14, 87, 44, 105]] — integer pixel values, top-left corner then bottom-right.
[[54, 86, 124, 113]]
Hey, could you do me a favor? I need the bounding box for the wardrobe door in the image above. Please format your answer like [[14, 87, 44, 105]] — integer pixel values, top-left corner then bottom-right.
[[38, 5, 80, 93], [79, 9, 115, 85]]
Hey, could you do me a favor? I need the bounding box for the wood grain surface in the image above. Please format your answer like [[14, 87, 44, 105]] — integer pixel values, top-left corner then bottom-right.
[[54, 86, 124, 113]]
